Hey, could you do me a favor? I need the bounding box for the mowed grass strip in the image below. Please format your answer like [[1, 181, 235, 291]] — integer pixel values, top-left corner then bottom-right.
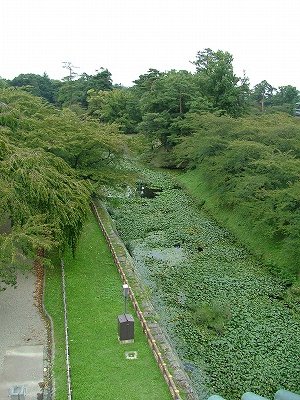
[[62, 212, 171, 400]]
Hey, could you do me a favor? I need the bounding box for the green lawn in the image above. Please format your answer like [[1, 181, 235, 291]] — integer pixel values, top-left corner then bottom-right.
[[45, 212, 171, 400]]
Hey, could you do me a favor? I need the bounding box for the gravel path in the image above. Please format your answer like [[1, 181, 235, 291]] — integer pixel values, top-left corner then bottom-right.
[[0, 271, 47, 399]]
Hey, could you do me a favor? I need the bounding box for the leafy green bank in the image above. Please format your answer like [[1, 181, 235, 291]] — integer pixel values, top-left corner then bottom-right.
[[105, 166, 300, 399]]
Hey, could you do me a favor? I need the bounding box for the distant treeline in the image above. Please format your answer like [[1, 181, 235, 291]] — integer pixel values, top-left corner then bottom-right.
[[0, 49, 299, 140]]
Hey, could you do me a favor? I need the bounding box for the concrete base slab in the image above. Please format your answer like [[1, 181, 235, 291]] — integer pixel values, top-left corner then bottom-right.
[[0, 345, 44, 400], [0, 272, 47, 400]]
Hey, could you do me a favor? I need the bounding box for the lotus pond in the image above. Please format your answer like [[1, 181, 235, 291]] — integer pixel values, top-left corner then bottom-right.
[[105, 167, 300, 400]]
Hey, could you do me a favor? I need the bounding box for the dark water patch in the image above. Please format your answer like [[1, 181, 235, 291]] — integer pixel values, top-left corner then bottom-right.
[[137, 183, 163, 199]]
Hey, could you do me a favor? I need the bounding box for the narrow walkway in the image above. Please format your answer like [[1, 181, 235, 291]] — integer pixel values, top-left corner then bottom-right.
[[0, 272, 47, 400]]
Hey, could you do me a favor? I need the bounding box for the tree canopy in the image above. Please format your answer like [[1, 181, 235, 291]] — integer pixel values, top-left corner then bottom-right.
[[0, 87, 122, 288], [192, 48, 250, 117]]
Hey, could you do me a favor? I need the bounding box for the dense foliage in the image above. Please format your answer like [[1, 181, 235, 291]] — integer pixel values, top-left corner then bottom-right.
[[0, 88, 121, 287], [87, 88, 141, 133], [192, 48, 250, 117], [9, 68, 113, 107], [6, 49, 299, 147], [10, 72, 60, 104], [57, 68, 113, 107]]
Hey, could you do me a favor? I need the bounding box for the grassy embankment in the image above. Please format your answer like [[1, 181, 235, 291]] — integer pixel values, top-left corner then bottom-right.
[[44, 212, 171, 400]]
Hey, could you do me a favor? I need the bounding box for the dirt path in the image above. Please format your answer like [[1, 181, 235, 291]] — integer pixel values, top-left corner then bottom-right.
[[0, 271, 47, 400]]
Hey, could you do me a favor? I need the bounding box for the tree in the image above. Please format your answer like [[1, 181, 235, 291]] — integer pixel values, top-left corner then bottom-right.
[[0, 133, 90, 289], [0, 87, 124, 287], [137, 70, 201, 147], [0, 88, 124, 182], [62, 61, 79, 81], [192, 48, 249, 117], [251, 80, 276, 112], [56, 79, 86, 106], [90, 68, 113, 91], [87, 88, 141, 133], [42, 110, 124, 184], [272, 85, 299, 106], [0, 78, 8, 88], [133, 68, 162, 94], [57, 68, 113, 107], [140, 70, 196, 115], [10, 73, 60, 103]]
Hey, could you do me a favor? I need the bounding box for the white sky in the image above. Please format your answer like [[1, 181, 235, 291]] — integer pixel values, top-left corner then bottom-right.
[[1, 0, 299, 88]]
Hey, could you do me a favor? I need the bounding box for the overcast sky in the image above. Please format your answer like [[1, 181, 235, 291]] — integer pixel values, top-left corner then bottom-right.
[[1, 0, 299, 88]]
